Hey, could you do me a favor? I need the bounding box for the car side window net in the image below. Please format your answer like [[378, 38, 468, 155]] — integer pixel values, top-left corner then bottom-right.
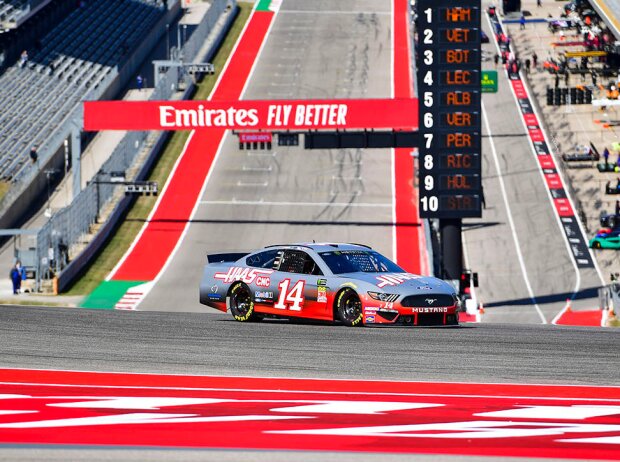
[[246, 249, 280, 269], [278, 250, 323, 275]]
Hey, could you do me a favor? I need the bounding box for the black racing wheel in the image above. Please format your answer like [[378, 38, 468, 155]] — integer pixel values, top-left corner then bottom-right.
[[592, 241, 602, 249], [228, 282, 258, 322], [336, 288, 363, 327]]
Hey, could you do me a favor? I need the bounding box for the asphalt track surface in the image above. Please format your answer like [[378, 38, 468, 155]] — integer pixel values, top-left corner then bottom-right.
[[2, 306, 618, 384]]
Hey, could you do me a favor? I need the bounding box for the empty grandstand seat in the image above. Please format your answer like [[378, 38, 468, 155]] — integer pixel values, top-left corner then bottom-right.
[[0, 0, 166, 181]]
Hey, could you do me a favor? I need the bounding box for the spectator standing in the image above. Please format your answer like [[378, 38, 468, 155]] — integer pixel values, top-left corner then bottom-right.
[[532, 52, 538, 69], [525, 58, 531, 73], [9, 262, 22, 295], [537, 0, 542, 6], [136, 75, 143, 91], [29, 146, 38, 164], [519, 14, 525, 30], [615, 200, 620, 216], [494, 53, 499, 67], [20, 50, 28, 68], [604, 147, 610, 166]]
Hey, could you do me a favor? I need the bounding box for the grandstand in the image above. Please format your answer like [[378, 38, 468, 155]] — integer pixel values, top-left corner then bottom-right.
[[0, 0, 167, 185], [0, 1, 29, 29]]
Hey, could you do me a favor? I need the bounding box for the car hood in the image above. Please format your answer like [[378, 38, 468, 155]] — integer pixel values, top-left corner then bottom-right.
[[335, 272, 455, 294]]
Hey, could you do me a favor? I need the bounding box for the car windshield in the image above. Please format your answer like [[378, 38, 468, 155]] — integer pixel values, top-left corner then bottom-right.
[[319, 250, 404, 274]]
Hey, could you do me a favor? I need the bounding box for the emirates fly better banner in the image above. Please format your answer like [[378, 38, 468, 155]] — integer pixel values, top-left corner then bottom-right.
[[83, 99, 418, 131]]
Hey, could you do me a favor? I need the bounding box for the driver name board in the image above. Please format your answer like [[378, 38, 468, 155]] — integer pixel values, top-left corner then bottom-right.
[[417, 1, 482, 218]]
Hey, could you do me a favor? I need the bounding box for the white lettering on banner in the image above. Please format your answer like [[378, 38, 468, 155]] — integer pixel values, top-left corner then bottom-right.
[[267, 105, 292, 126], [158, 104, 348, 129], [158, 106, 260, 128], [294, 104, 347, 126], [214, 267, 274, 284]]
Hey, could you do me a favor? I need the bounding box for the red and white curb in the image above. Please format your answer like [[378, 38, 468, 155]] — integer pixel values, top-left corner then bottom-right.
[[114, 282, 154, 311]]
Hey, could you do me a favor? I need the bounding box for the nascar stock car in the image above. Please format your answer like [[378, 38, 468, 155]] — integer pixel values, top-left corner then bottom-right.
[[199, 243, 460, 327]]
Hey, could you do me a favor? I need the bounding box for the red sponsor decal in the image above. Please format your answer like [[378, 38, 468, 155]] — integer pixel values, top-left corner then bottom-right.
[[523, 113, 538, 127], [84, 98, 418, 131], [544, 173, 563, 189], [528, 128, 545, 143], [376, 273, 419, 288], [538, 154, 556, 169], [0, 369, 618, 460], [214, 267, 274, 285], [554, 198, 575, 217], [239, 132, 272, 143], [510, 80, 527, 99]]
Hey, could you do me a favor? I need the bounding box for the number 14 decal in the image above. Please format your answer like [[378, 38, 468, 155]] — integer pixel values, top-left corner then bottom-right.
[[274, 279, 305, 311]]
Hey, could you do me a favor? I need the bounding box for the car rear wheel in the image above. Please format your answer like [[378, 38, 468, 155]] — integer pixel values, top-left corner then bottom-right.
[[228, 282, 258, 322], [336, 288, 363, 327], [593, 241, 602, 249]]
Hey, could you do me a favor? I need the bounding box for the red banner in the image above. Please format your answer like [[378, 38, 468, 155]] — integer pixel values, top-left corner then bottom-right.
[[83, 98, 418, 131], [238, 132, 272, 143]]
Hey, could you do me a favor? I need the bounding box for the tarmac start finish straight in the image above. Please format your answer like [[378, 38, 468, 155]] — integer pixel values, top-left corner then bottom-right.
[[0, 368, 618, 460]]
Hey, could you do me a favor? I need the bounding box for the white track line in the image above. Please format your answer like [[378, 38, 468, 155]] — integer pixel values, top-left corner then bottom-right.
[[199, 200, 391, 208], [482, 104, 547, 324]]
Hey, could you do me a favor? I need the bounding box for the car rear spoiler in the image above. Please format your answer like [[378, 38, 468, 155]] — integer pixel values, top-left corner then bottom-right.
[[207, 252, 249, 264]]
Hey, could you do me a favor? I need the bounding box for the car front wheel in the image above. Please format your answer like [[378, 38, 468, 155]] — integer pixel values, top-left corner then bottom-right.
[[336, 288, 363, 327], [592, 241, 602, 249]]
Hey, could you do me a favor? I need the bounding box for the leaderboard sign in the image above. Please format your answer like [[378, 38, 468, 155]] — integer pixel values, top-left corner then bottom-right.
[[417, 1, 482, 218]]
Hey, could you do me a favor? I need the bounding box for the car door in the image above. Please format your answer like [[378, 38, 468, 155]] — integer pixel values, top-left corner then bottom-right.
[[272, 249, 329, 319]]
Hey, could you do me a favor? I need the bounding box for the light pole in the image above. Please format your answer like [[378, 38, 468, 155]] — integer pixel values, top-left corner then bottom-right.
[[44, 168, 56, 218], [166, 23, 170, 60]]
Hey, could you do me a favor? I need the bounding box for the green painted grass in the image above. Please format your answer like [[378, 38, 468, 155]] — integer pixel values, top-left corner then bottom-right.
[[255, 0, 271, 11], [79, 280, 146, 309], [64, 2, 253, 296]]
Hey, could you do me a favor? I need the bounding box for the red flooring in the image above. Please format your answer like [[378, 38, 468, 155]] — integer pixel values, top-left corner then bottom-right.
[[0, 369, 618, 459]]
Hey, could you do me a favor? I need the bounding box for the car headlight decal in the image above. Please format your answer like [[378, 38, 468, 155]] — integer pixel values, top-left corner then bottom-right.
[[367, 292, 399, 302]]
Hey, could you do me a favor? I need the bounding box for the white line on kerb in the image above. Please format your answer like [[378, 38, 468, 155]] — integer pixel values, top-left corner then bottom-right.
[[482, 104, 547, 324]]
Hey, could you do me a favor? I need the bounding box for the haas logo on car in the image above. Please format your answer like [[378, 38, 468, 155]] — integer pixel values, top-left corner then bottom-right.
[[215, 267, 273, 286], [376, 273, 419, 288]]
